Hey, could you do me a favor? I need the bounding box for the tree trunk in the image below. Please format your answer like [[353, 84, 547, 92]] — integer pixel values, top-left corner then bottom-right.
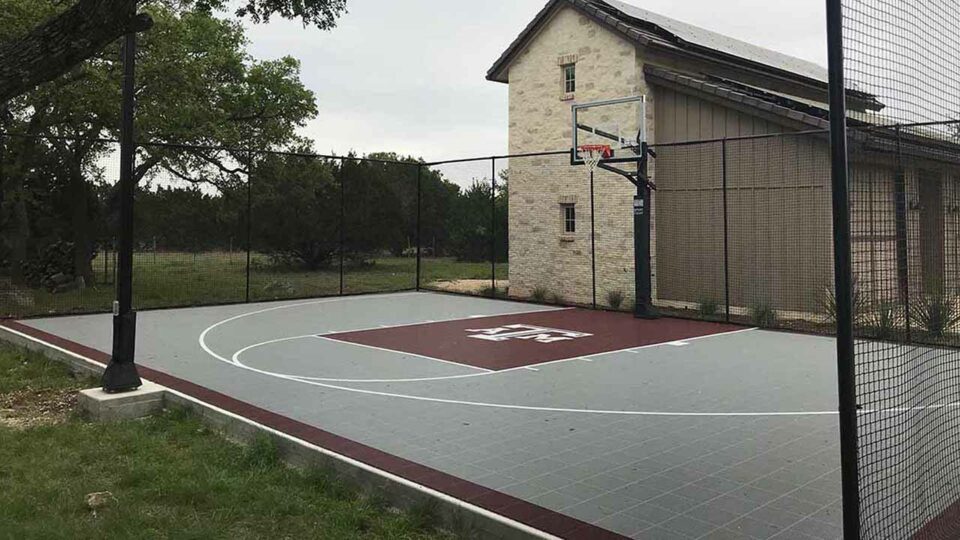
[[3, 135, 32, 285], [68, 164, 95, 284], [0, 0, 151, 103]]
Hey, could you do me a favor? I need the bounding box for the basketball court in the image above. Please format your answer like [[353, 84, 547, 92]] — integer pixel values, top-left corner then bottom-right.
[[2, 291, 843, 539]]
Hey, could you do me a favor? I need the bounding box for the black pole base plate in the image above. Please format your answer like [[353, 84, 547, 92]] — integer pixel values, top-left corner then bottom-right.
[[634, 303, 660, 320], [101, 361, 142, 393]]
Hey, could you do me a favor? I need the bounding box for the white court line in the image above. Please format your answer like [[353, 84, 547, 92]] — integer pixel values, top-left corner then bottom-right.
[[232, 326, 761, 384], [311, 335, 492, 372], [0, 324, 558, 540], [196, 313, 845, 416], [5, 321, 958, 418]]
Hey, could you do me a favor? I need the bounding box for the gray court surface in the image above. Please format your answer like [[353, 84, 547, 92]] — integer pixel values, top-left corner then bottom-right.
[[25, 292, 843, 539]]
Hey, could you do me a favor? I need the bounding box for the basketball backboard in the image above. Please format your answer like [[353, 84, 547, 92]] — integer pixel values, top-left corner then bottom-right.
[[572, 95, 647, 165]]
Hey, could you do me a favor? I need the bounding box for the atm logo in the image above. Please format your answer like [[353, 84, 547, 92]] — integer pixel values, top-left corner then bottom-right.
[[465, 324, 592, 344]]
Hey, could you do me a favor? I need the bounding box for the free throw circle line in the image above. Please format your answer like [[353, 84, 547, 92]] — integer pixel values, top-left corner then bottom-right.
[[230, 326, 761, 384], [200, 307, 836, 415]]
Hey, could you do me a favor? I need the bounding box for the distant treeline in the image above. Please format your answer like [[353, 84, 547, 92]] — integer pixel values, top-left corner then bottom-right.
[[1, 147, 507, 289]]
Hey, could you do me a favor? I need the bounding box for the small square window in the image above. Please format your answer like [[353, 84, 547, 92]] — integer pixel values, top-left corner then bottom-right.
[[562, 64, 576, 94], [562, 204, 576, 234]]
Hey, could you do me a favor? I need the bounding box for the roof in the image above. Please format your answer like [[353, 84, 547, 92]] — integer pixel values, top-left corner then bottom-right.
[[643, 65, 830, 131], [487, 0, 828, 86], [602, 0, 828, 83]]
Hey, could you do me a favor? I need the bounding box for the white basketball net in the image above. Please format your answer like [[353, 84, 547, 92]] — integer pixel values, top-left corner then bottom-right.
[[577, 145, 611, 173]]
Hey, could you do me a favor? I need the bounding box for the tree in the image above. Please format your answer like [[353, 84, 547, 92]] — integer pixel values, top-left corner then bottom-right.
[[0, 0, 346, 104], [0, 1, 318, 283], [249, 150, 340, 269], [447, 180, 508, 263]]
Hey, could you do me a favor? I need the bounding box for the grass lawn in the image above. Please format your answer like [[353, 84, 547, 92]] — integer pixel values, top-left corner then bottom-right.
[[3, 252, 508, 318], [0, 345, 454, 539]]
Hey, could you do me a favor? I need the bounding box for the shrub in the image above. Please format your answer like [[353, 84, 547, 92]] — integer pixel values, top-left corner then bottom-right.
[[480, 286, 507, 298], [912, 294, 960, 337], [869, 301, 900, 340], [606, 290, 625, 310], [531, 286, 549, 303], [822, 279, 869, 326], [549, 292, 565, 305], [750, 303, 777, 327], [699, 298, 720, 318]]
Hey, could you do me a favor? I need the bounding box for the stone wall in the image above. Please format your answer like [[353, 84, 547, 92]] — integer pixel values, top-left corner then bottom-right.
[[506, 6, 650, 306]]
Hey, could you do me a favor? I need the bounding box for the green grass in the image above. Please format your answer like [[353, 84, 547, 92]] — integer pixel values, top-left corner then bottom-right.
[[0, 344, 453, 539], [3, 252, 509, 317]]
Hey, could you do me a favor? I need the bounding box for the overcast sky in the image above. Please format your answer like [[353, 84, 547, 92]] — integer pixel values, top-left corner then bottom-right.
[[242, 0, 827, 162]]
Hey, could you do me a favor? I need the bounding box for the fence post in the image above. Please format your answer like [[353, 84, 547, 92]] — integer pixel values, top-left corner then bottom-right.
[[339, 160, 345, 296], [826, 0, 861, 537], [491, 158, 497, 297], [894, 126, 911, 341], [245, 152, 252, 304], [722, 139, 731, 323], [416, 164, 422, 291], [590, 168, 597, 309]]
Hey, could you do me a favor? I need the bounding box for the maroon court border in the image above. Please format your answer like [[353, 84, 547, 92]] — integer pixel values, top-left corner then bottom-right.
[[1, 319, 629, 540], [325, 308, 745, 370]]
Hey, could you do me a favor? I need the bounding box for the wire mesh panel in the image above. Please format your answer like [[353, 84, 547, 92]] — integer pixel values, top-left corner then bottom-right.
[[0, 135, 121, 318], [419, 159, 496, 298], [725, 134, 833, 329], [843, 0, 960, 535], [341, 157, 418, 294], [652, 141, 727, 321], [134, 144, 248, 308], [248, 152, 341, 302]]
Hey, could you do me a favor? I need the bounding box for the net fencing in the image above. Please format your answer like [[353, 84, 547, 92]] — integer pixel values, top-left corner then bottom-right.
[[0, 132, 842, 332], [843, 0, 960, 536]]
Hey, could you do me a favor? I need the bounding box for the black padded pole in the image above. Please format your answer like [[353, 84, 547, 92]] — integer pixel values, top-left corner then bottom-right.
[[102, 16, 142, 393], [826, 0, 861, 536]]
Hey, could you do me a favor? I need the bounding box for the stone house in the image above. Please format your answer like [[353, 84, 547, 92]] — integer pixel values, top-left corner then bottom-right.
[[486, 0, 958, 317]]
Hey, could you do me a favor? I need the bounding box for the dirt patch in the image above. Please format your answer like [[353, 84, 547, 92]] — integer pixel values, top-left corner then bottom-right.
[[427, 279, 509, 295], [0, 387, 79, 430]]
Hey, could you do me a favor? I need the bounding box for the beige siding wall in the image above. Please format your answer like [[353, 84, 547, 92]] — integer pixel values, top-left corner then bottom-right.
[[652, 85, 833, 314], [654, 85, 788, 143]]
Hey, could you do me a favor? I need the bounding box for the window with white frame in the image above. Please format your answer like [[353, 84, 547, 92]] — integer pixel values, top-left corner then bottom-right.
[[561, 203, 576, 234], [562, 64, 576, 94]]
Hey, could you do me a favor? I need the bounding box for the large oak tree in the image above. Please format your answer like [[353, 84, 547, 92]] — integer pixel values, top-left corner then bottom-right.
[[1, 1, 319, 283], [0, 0, 345, 104]]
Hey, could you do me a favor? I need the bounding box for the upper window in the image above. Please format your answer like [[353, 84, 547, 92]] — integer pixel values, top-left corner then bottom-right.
[[562, 64, 576, 94], [562, 204, 576, 234]]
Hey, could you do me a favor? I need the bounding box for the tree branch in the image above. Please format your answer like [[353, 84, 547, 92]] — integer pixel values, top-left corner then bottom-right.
[[0, 0, 152, 104]]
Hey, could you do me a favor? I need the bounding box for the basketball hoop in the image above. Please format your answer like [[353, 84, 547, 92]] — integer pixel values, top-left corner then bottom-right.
[[577, 144, 613, 172]]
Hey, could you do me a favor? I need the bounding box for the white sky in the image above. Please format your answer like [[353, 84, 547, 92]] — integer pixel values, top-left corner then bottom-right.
[[242, 0, 827, 163]]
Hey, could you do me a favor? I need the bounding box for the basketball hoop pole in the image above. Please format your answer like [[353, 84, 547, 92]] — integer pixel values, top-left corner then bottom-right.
[[632, 142, 657, 319]]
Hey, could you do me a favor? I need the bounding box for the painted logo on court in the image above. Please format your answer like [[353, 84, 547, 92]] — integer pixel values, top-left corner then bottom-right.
[[465, 324, 592, 344]]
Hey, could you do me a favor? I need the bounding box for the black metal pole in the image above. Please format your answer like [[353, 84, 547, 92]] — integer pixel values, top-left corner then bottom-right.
[[339, 163, 345, 296], [893, 126, 911, 340], [245, 154, 252, 303], [826, 0, 860, 537], [490, 159, 497, 297], [633, 145, 658, 319], [590, 168, 597, 309], [722, 139, 731, 323], [416, 164, 422, 291], [102, 17, 142, 393]]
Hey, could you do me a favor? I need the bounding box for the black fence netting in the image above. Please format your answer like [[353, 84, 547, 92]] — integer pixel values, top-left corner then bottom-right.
[[843, 0, 960, 536], [416, 157, 515, 301], [652, 134, 833, 329], [340, 157, 418, 295], [0, 134, 121, 317]]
